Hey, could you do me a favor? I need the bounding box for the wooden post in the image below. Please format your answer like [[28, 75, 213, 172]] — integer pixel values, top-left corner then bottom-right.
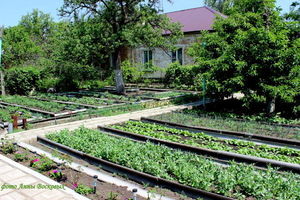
[[11, 115, 18, 129], [22, 118, 27, 129]]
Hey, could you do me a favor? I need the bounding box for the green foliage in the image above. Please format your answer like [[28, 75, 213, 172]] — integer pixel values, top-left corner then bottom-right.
[[122, 60, 161, 84], [164, 62, 201, 89], [0, 95, 76, 113], [0, 106, 32, 122], [74, 184, 94, 195], [151, 111, 300, 140], [59, 0, 183, 93], [0, 139, 16, 154], [111, 120, 300, 164], [36, 77, 59, 92], [46, 127, 300, 199], [2, 26, 41, 67], [204, 0, 234, 14], [54, 62, 100, 91], [14, 151, 29, 162], [5, 66, 41, 95], [189, 0, 300, 111], [30, 156, 55, 172]]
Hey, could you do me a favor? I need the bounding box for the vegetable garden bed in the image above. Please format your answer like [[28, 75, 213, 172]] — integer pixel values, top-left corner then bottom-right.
[[150, 111, 300, 140], [107, 120, 300, 167], [40, 127, 300, 200], [30, 94, 126, 109], [0, 140, 145, 200], [0, 96, 87, 117], [141, 117, 300, 148]]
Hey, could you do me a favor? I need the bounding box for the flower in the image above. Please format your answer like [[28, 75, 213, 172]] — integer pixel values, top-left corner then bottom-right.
[[31, 159, 40, 163], [52, 170, 58, 173], [72, 183, 78, 189]]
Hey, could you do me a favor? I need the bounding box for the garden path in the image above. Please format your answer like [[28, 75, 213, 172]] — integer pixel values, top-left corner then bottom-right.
[[5, 100, 205, 142]]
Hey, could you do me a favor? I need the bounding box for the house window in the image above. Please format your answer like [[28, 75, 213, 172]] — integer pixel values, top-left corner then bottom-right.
[[143, 50, 153, 64], [172, 48, 183, 65]]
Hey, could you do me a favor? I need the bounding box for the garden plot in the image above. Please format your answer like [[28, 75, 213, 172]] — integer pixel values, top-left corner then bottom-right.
[[31, 93, 127, 109], [58, 91, 149, 103], [105, 120, 300, 170], [0, 95, 86, 117], [0, 140, 150, 200], [38, 127, 300, 200], [149, 111, 300, 140], [0, 106, 44, 128]]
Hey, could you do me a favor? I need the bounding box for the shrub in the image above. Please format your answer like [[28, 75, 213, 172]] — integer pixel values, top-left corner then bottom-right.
[[36, 77, 59, 92], [164, 62, 201, 89], [5, 66, 41, 95], [55, 63, 100, 92]]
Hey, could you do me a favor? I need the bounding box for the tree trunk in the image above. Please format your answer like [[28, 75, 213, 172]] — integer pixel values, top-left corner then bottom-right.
[[0, 70, 5, 96], [267, 97, 276, 114], [111, 49, 125, 94]]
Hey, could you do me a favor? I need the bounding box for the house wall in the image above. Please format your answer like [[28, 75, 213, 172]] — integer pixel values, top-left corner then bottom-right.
[[129, 33, 200, 78]]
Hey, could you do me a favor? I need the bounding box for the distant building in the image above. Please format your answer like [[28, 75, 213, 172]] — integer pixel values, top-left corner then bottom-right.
[[125, 6, 226, 78]]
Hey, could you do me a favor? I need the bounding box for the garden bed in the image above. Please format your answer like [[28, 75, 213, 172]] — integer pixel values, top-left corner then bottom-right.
[[0, 140, 146, 200], [31, 94, 127, 109], [38, 127, 300, 200], [107, 120, 300, 167], [141, 117, 300, 148], [150, 111, 300, 140], [0, 96, 87, 117]]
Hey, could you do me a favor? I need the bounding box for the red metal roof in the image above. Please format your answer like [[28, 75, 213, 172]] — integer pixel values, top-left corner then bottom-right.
[[165, 6, 226, 33]]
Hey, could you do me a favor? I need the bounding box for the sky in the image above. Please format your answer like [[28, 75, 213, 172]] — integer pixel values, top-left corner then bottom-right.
[[0, 0, 294, 27]]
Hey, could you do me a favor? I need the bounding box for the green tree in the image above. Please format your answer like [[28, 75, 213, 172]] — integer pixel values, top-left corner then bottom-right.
[[189, 0, 300, 114], [2, 26, 41, 68], [19, 9, 54, 45], [204, 0, 234, 14], [285, 1, 300, 21], [59, 0, 182, 94]]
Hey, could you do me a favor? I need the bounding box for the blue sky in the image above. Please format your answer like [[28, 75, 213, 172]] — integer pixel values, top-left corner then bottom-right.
[[0, 0, 294, 27]]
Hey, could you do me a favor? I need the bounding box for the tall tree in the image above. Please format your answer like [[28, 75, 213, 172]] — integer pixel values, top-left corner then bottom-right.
[[190, 0, 300, 114], [59, 0, 182, 94]]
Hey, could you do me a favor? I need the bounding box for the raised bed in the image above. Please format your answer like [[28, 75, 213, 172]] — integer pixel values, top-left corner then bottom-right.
[[99, 125, 300, 174], [37, 136, 234, 200], [38, 127, 300, 200], [30, 96, 126, 109], [0, 141, 144, 200], [141, 117, 300, 147], [0, 95, 87, 118], [108, 120, 300, 166], [153, 110, 300, 140]]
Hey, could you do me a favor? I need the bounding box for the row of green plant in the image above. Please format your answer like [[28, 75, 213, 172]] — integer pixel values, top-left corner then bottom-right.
[[46, 127, 300, 200], [110, 121, 300, 164], [61, 91, 144, 102], [0, 95, 78, 113], [0, 106, 32, 122], [150, 111, 300, 140], [141, 91, 189, 99], [35, 93, 119, 106], [183, 109, 300, 125]]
